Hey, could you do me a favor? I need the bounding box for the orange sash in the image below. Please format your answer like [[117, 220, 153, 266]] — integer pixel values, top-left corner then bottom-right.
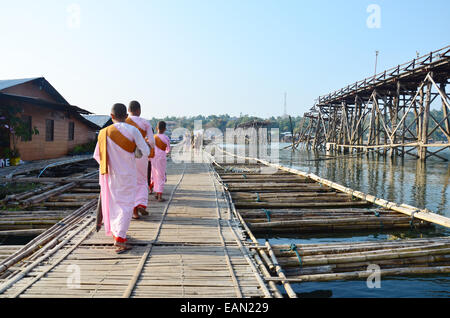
[[149, 135, 168, 159], [98, 125, 137, 175], [126, 117, 147, 138]]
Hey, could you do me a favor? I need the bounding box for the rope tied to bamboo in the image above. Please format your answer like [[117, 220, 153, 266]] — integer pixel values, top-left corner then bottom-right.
[[350, 190, 357, 201], [374, 210, 384, 229], [410, 210, 420, 229], [263, 209, 272, 223], [256, 193, 261, 202], [281, 243, 303, 268], [242, 174, 247, 179]]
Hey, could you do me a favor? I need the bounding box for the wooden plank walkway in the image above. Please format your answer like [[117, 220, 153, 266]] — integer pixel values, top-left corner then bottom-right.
[[0, 161, 271, 298]]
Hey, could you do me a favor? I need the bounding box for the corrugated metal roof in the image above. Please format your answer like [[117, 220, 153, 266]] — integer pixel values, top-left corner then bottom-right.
[[0, 77, 69, 105], [81, 115, 112, 128], [0, 78, 40, 91]]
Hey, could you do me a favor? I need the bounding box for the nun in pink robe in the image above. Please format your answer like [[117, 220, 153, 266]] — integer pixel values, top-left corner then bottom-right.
[[127, 115, 155, 210], [93, 122, 150, 243], [150, 133, 171, 196]]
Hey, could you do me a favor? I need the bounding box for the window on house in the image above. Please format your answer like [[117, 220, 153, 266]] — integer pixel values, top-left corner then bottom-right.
[[68, 122, 75, 141], [46, 119, 54, 141], [21, 115, 32, 142]]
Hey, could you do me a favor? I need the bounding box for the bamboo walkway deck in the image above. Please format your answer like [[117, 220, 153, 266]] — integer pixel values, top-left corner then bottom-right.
[[0, 161, 271, 298]]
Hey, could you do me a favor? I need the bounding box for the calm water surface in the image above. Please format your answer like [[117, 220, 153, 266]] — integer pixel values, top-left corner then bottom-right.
[[262, 144, 450, 297]]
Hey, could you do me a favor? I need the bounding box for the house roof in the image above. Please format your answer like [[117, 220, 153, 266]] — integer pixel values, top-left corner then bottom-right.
[[81, 115, 112, 128], [0, 92, 100, 131], [0, 77, 69, 105], [0, 78, 40, 91]]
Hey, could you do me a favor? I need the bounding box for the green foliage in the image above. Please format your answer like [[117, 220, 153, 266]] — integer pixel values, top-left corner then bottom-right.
[[0, 183, 41, 201], [1, 148, 13, 158], [149, 114, 305, 134], [402, 109, 448, 141], [0, 104, 39, 155], [69, 141, 97, 156]]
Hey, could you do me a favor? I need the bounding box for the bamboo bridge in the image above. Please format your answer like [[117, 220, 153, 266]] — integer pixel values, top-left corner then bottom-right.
[[296, 45, 450, 161], [1, 148, 449, 298]]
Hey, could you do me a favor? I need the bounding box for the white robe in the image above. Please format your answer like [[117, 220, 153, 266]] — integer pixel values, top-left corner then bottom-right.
[[93, 122, 150, 239]]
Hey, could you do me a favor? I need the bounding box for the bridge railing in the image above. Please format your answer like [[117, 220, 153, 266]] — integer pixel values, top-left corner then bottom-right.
[[318, 45, 450, 104]]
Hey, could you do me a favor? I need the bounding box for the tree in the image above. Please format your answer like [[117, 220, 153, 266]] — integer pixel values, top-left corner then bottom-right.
[[0, 104, 39, 157]]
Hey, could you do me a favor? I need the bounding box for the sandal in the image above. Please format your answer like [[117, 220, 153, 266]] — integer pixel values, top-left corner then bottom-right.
[[114, 242, 132, 254], [137, 207, 149, 216]]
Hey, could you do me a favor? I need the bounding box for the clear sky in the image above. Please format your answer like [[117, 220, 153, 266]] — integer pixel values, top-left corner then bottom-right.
[[0, 0, 448, 119]]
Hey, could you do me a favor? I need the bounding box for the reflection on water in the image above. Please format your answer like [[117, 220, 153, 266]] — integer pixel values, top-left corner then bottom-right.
[[279, 145, 450, 222], [274, 145, 450, 297], [292, 277, 450, 298]]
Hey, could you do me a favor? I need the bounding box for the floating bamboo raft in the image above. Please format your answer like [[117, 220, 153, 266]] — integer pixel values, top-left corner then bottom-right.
[[0, 160, 99, 237], [0, 246, 21, 263], [212, 162, 432, 233], [207, 147, 450, 283], [264, 237, 450, 282]]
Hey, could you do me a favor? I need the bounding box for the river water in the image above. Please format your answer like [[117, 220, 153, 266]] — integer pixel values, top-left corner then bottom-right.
[[258, 143, 450, 298], [1, 144, 449, 297]]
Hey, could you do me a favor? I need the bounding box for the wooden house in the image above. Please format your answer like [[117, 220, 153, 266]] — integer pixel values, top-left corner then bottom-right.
[[0, 77, 100, 161]]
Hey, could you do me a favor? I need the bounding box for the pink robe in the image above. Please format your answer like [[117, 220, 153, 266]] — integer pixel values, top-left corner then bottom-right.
[[128, 116, 155, 209], [150, 134, 171, 194], [93, 123, 150, 240]]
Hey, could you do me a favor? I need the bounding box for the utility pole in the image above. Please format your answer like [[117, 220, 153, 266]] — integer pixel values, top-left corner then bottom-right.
[[374, 50, 379, 76]]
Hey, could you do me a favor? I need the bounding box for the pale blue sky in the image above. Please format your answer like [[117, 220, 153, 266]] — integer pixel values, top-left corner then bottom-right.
[[0, 0, 448, 119]]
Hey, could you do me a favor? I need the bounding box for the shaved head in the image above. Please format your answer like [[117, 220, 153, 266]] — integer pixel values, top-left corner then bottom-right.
[[157, 121, 167, 133], [129, 101, 141, 116], [111, 103, 127, 121]]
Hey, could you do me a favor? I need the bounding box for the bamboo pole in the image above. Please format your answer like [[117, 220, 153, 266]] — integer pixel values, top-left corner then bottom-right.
[[208, 156, 283, 295], [216, 147, 450, 228], [0, 218, 95, 295], [0, 229, 46, 236], [250, 250, 283, 298], [264, 266, 450, 283], [10, 223, 96, 298], [0, 177, 98, 184], [265, 241, 297, 298], [207, 162, 275, 298], [0, 199, 97, 274]]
